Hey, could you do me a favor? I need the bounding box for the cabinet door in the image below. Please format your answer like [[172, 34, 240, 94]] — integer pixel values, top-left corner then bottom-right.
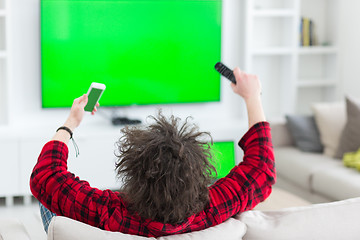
[[0, 139, 19, 196], [19, 138, 45, 195], [19, 134, 120, 195], [67, 137, 120, 191]]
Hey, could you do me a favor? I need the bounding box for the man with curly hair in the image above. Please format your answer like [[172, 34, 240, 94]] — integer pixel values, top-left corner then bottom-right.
[[30, 67, 275, 237]]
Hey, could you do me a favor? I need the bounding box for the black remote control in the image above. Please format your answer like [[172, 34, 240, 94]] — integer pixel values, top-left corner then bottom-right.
[[214, 62, 236, 84]]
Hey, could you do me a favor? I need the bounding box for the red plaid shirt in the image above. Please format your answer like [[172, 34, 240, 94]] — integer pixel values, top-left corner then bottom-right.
[[30, 122, 275, 237]]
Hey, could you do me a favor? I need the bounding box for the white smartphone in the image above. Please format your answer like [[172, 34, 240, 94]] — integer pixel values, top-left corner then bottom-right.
[[84, 82, 106, 112]]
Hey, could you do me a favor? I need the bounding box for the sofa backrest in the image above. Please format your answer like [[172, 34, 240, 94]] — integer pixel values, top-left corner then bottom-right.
[[47, 197, 360, 240], [47, 216, 246, 240], [270, 120, 294, 148]]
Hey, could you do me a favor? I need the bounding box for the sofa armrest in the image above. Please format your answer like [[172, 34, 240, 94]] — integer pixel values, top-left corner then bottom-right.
[[237, 197, 360, 240], [270, 120, 294, 148], [0, 218, 31, 240]]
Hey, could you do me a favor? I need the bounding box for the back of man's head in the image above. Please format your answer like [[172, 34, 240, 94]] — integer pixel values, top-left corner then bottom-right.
[[115, 112, 216, 224]]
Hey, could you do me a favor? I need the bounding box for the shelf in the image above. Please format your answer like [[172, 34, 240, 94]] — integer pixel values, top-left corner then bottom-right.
[[298, 46, 338, 55], [253, 0, 295, 10], [245, 0, 339, 117], [253, 9, 296, 17], [296, 79, 337, 88], [252, 47, 293, 55]]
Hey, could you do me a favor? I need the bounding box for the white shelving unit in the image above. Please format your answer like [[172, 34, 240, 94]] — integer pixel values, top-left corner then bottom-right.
[[0, 0, 8, 125], [245, 0, 340, 118]]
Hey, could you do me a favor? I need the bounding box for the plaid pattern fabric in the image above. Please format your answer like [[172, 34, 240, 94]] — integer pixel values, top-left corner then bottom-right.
[[30, 122, 275, 237], [39, 202, 56, 233]]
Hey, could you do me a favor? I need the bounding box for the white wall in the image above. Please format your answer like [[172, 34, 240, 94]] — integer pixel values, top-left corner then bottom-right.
[[338, 0, 360, 99], [7, 0, 359, 131], [6, 0, 246, 131]]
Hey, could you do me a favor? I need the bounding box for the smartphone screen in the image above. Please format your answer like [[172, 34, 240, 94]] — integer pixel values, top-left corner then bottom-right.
[[85, 88, 104, 112]]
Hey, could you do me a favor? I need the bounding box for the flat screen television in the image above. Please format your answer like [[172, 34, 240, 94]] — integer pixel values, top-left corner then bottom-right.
[[41, 0, 222, 108]]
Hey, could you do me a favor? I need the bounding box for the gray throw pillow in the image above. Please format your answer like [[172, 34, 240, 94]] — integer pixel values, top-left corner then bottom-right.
[[335, 97, 360, 159], [285, 115, 323, 152]]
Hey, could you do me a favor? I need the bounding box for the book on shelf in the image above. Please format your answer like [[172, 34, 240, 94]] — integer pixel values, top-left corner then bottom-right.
[[300, 17, 317, 47]]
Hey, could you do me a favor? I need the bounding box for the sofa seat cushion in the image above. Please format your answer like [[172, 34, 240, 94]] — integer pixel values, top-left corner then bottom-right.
[[312, 166, 360, 200], [275, 147, 339, 190], [236, 197, 360, 240], [254, 188, 311, 211], [47, 216, 247, 240]]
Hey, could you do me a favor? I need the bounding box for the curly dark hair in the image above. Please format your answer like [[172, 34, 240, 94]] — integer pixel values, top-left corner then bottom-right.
[[115, 112, 217, 224]]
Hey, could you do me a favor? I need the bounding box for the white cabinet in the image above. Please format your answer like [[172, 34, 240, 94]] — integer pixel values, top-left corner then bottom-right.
[[0, 138, 19, 197], [67, 136, 120, 191], [0, 111, 247, 202], [18, 138, 46, 195], [245, 0, 340, 118], [17, 130, 121, 195]]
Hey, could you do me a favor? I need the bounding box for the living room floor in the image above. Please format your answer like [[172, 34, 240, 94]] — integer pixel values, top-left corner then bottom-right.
[[0, 187, 312, 240]]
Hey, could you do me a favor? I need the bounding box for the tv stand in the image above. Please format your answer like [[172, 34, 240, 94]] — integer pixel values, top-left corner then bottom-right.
[[111, 117, 142, 126]]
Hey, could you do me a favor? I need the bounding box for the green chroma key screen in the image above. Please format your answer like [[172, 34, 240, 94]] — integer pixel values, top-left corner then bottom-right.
[[211, 141, 236, 179], [41, 0, 222, 108]]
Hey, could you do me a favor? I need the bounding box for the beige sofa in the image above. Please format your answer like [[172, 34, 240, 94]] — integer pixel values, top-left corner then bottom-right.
[[3, 197, 360, 240], [271, 121, 360, 203], [45, 197, 360, 240]]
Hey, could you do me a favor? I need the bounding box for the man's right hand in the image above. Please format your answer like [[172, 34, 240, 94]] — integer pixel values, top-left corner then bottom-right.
[[230, 67, 266, 128], [230, 67, 262, 101]]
